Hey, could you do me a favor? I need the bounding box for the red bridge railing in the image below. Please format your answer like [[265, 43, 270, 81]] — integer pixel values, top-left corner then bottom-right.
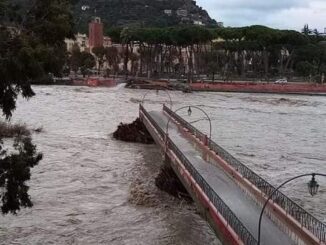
[[163, 104, 326, 243], [140, 104, 258, 245]]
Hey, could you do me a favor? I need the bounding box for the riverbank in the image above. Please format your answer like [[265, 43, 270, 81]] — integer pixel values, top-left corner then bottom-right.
[[125, 78, 326, 96], [34, 77, 326, 96], [37, 76, 122, 87], [190, 81, 326, 95]]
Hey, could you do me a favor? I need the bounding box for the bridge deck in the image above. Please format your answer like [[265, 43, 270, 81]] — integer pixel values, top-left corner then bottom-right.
[[149, 110, 294, 245]]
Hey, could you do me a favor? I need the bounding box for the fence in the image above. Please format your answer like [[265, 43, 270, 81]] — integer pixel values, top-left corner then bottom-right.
[[163, 104, 326, 243], [140, 104, 258, 245]]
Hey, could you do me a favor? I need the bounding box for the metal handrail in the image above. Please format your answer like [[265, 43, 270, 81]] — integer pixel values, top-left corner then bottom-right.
[[140, 104, 165, 137], [167, 139, 257, 245], [163, 104, 326, 242], [140, 104, 258, 245]]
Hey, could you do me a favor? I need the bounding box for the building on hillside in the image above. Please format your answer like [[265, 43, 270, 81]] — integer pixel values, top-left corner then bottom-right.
[[164, 9, 172, 16], [103, 36, 112, 47], [89, 17, 103, 48], [65, 17, 112, 53], [65, 33, 89, 52], [320, 28, 326, 37], [193, 20, 204, 26], [176, 9, 188, 17], [65, 38, 75, 52]]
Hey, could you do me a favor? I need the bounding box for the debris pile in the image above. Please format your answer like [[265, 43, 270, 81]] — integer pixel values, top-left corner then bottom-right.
[[155, 165, 192, 202], [113, 118, 154, 144]]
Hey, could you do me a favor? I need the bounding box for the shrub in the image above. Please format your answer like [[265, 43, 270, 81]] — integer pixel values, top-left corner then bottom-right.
[[0, 122, 31, 138]]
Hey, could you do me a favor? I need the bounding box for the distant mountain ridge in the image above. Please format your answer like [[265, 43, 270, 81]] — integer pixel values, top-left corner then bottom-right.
[[74, 0, 217, 32], [12, 0, 217, 32]]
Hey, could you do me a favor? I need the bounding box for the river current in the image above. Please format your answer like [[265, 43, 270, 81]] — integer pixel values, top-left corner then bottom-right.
[[0, 85, 325, 244]]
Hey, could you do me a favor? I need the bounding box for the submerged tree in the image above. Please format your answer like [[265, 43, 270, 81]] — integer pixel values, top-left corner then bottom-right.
[[0, 136, 43, 214], [0, 0, 74, 214]]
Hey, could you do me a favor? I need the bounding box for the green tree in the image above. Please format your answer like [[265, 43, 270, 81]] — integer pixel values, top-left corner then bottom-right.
[[203, 52, 219, 82], [302, 24, 311, 35], [107, 25, 326, 82], [69, 44, 81, 75], [79, 51, 96, 77], [295, 61, 316, 77], [92, 46, 106, 74], [121, 27, 133, 78], [105, 46, 120, 76], [0, 136, 43, 214], [0, 0, 74, 214]]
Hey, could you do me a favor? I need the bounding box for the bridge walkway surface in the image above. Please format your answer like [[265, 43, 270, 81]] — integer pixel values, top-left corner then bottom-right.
[[148, 110, 294, 245]]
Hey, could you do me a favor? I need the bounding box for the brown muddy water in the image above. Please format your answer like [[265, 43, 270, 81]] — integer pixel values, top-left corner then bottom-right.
[[0, 85, 325, 244]]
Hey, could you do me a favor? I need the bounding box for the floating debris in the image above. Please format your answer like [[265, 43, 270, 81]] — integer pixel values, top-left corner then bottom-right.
[[33, 126, 43, 133], [129, 179, 159, 207]]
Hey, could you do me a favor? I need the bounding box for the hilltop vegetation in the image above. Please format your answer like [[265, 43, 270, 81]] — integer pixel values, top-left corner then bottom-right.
[[10, 0, 217, 32], [72, 0, 217, 32]]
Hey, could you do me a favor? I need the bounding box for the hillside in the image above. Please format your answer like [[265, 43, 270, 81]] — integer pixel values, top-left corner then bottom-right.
[[74, 0, 217, 32]]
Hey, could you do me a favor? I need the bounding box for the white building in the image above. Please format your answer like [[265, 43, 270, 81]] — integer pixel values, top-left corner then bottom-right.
[[65, 33, 89, 52], [193, 20, 204, 26], [164, 9, 172, 16], [176, 9, 188, 17], [103, 36, 112, 47]]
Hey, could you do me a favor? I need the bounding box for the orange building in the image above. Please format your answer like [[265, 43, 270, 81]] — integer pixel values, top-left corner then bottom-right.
[[89, 17, 103, 48]]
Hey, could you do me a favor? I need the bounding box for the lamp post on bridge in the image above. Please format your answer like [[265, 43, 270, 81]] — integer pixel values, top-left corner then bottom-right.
[[141, 86, 173, 109], [165, 105, 212, 143], [257, 173, 326, 245]]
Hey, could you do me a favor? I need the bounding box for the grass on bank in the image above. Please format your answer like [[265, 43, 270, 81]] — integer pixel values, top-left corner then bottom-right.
[[0, 122, 31, 138]]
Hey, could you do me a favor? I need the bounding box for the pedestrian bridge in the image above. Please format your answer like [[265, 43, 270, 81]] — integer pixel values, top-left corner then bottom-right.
[[139, 104, 325, 245]]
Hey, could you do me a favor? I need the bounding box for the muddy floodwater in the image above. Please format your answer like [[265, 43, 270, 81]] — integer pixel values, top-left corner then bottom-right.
[[0, 85, 325, 244]]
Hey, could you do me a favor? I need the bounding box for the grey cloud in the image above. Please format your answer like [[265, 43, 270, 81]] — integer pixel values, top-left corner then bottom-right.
[[196, 0, 326, 30], [209, 0, 308, 10]]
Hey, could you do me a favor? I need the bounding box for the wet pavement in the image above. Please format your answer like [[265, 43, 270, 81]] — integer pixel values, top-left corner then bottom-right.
[[149, 110, 295, 245]]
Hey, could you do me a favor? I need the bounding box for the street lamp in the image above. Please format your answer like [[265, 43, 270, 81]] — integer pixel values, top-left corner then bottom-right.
[[307, 174, 319, 196], [257, 173, 326, 245], [165, 105, 212, 141], [141, 87, 173, 109], [188, 106, 192, 116]]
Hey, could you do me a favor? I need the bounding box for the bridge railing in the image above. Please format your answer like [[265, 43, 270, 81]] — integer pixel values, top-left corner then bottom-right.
[[140, 104, 258, 245], [167, 138, 258, 245], [140, 104, 165, 137], [163, 104, 326, 243]]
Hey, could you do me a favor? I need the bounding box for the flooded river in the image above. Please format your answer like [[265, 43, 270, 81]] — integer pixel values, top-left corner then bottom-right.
[[0, 86, 325, 244]]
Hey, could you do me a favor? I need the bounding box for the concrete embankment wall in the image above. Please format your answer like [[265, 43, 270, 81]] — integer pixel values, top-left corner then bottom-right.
[[191, 82, 326, 95]]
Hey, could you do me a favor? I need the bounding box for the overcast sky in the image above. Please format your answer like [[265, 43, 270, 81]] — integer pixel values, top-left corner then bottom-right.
[[197, 0, 326, 32]]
